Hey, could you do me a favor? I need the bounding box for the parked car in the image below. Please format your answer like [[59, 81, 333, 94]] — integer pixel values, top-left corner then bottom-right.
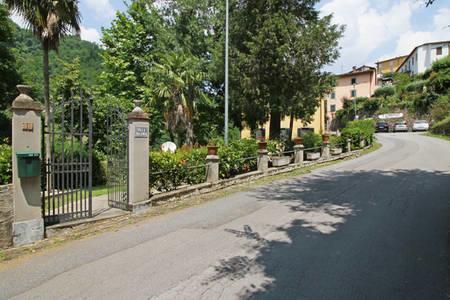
[[412, 120, 429, 132], [375, 121, 389, 133], [393, 121, 408, 132]]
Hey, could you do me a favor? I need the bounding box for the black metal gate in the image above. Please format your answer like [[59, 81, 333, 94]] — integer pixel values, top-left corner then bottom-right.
[[106, 108, 129, 210], [42, 92, 93, 226]]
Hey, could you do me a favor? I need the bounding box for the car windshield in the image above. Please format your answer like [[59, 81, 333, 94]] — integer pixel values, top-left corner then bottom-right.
[[414, 120, 427, 124], [395, 122, 405, 125]]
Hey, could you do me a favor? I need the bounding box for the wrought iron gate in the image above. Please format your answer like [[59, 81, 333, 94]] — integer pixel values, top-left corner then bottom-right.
[[42, 92, 93, 226], [106, 108, 129, 210]]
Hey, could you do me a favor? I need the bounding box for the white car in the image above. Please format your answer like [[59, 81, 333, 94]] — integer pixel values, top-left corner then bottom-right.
[[394, 121, 408, 132], [412, 120, 429, 132]]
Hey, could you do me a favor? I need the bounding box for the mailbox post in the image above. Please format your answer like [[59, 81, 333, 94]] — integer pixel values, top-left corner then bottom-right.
[[11, 85, 44, 246]]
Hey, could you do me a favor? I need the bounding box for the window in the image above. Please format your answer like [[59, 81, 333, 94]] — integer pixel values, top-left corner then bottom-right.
[[280, 128, 290, 141], [298, 128, 314, 137], [254, 128, 266, 140], [351, 78, 357, 85], [330, 92, 336, 99], [436, 47, 442, 55], [330, 104, 336, 112], [351, 90, 357, 97]]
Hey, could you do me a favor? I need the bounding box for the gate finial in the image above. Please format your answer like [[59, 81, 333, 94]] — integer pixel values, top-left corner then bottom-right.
[[132, 99, 144, 113]]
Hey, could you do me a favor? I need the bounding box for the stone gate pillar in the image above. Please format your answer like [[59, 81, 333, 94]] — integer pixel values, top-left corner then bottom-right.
[[206, 146, 219, 183], [257, 141, 269, 173], [128, 100, 149, 204], [11, 85, 44, 246], [347, 138, 352, 153], [321, 133, 331, 160]]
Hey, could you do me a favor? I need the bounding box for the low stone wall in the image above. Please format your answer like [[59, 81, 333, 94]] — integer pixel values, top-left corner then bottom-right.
[[130, 150, 363, 212], [0, 184, 13, 249]]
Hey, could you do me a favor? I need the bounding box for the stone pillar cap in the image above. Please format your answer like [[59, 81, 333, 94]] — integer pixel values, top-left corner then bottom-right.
[[12, 85, 43, 112], [128, 99, 149, 120]]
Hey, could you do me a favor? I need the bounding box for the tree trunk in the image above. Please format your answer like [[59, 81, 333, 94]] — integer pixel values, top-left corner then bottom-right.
[[185, 122, 194, 146], [269, 111, 281, 140], [289, 112, 294, 140]]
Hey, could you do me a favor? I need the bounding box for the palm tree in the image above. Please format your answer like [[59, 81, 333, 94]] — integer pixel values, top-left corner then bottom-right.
[[145, 52, 211, 146], [5, 0, 81, 155]]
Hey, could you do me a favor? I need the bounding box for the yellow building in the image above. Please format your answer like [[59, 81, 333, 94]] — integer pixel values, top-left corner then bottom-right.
[[376, 55, 408, 75], [241, 99, 326, 140]]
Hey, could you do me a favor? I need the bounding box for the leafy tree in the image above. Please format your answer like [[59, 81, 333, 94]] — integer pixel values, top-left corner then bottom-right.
[[229, 0, 343, 139], [0, 3, 21, 109], [5, 0, 81, 157], [144, 51, 212, 146]]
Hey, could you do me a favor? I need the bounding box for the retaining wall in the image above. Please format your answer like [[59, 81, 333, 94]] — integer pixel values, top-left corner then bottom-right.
[[0, 184, 13, 249]]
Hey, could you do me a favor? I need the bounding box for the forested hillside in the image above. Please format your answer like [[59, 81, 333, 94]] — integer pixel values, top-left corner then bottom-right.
[[10, 23, 103, 101]]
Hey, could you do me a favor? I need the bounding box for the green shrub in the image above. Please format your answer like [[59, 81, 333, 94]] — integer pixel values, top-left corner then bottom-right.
[[329, 135, 346, 149], [302, 132, 322, 149], [405, 80, 427, 93], [0, 142, 12, 185], [341, 119, 375, 148], [218, 139, 258, 179], [149, 148, 207, 192], [431, 94, 450, 122], [374, 86, 395, 98], [431, 114, 450, 136]]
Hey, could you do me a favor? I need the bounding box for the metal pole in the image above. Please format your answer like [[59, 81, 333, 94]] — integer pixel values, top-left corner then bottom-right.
[[224, 0, 229, 145], [353, 83, 357, 120]]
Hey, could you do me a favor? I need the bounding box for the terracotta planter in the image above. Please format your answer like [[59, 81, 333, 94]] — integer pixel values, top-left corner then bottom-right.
[[258, 141, 267, 150], [294, 137, 303, 145], [322, 133, 330, 144], [207, 145, 218, 156]]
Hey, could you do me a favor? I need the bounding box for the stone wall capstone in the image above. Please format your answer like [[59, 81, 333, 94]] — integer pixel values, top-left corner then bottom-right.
[[0, 184, 13, 249]]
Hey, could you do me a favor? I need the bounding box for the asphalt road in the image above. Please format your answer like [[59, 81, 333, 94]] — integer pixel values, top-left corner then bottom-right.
[[1, 133, 449, 300]]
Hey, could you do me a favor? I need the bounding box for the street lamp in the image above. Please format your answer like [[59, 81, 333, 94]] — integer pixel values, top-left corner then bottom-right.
[[352, 83, 358, 120], [224, 0, 229, 145]]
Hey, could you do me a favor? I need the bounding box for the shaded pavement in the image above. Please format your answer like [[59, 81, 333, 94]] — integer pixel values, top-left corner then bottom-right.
[[0, 133, 449, 299]]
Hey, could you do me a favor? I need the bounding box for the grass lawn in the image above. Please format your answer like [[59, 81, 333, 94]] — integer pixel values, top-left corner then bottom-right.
[[92, 185, 108, 197], [425, 132, 450, 142]]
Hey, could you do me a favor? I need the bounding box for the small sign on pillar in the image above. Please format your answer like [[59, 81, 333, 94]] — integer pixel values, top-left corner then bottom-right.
[[128, 100, 150, 206]]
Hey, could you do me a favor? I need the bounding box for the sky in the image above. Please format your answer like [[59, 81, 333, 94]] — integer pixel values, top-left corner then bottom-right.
[[11, 0, 450, 74]]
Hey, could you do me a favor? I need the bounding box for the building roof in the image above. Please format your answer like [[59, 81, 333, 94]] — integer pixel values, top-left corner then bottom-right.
[[337, 65, 376, 77], [396, 40, 450, 72], [375, 55, 408, 65]]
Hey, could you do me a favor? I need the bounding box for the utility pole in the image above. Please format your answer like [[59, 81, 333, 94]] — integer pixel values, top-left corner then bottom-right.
[[224, 0, 229, 145], [352, 83, 358, 120]]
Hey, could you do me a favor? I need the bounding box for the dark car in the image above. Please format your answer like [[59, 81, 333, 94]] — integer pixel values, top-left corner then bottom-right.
[[375, 121, 389, 133]]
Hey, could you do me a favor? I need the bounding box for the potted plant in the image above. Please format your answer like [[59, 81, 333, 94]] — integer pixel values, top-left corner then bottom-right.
[[329, 135, 343, 155], [294, 136, 303, 145], [207, 139, 219, 156], [303, 132, 322, 160], [258, 138, 267, 150], [270, 140, 290, 167]]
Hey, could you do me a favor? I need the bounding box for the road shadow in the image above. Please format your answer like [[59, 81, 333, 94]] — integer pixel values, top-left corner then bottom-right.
[[205, 169, 450, 299]]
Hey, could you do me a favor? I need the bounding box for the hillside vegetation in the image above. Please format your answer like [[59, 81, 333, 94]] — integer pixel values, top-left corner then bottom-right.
[[335, 56, 450, 136]]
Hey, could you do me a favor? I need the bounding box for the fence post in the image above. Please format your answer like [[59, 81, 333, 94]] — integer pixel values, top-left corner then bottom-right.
[[206, 146, 219, 183], [128, 100, 149, 204], [347, 138, 352, 153], [257, 141, 269, 173], [11, 85, 44, 246], [293, 137, 304, 165], [321, 133, 331, 160]]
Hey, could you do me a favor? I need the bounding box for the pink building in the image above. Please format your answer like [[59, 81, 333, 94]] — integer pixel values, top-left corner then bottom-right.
[[325, 66, 377, 130]]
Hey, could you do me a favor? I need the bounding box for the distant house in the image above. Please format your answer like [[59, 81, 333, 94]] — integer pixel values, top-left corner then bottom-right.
[[397, 41, 450, 75], [375, 55, 408, 85], [325, 66, 377, 130]]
